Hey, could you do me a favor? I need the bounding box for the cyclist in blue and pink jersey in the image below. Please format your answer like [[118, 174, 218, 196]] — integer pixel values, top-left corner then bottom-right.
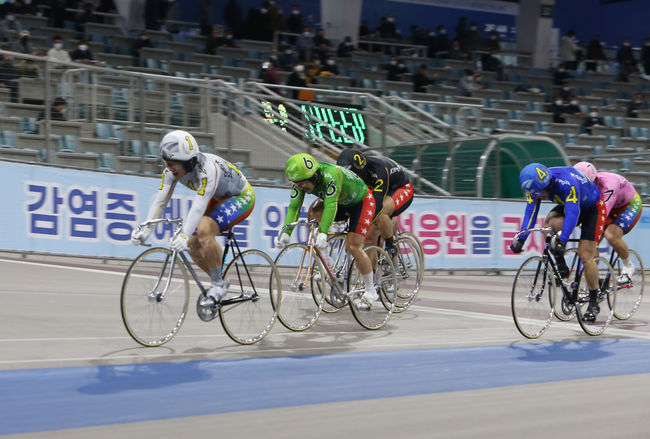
[[511, 163, 607, 322], [130, 130, 255, 312], [573, 161, 643, 283]]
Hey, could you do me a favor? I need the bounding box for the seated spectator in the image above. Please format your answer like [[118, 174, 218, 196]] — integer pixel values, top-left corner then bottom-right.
[[552, 63, 572, 86], [47, 36, 72, 67], [287, 62, 308, 99], [11, 30, 36, 55], [320, 56, 340, 76], [17, 52, 40, 78], [565, 97, 585, 117], [412, 64, 437, 93], [0, 13, 23, 42], [482, 30, 500, 52], [337, 36, 355, 58], [481, 49, 504, 81], [277, 44, 298, 71], [384, 56, 408, 81], [558, 80, 575, 101], [457, 69, 479, 96], [260, 60, 281, 89], [71, 40, 95, 63], [446, 39, 465, 60], [549, 96, 568, 123], [296, 26, 314, 61], [204, 27, 227, 55], [38, 97, 68, 121], [0, 54, 19, 102], [627, 92, 648, 118], [313, 28, 332, 60], [132, 30, 154, 65], [306, 56, 322, 82], [583, 108, 605, 134]]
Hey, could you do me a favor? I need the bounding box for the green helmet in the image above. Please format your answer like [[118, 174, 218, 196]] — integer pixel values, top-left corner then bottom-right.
[[285, 153, 319, 182]]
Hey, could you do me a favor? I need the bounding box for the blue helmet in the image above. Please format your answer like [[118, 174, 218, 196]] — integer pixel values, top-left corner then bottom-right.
[[519, 163, 551, 195]]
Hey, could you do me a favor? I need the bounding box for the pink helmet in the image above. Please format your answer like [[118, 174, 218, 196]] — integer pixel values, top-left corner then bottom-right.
[[573, 161, 598, 182]]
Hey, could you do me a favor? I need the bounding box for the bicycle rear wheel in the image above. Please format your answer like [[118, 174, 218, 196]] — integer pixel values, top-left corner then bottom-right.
[[553, 248, 579, 322], [120, 247, 190, 347], [611, 249, 644, 320], [397, 230, 424, 265], [347, 245, 397, 330], [274, 243, 325, 331], [391, 235, 423, 312], [575, 256, 616, 336], [511, 256, 556, 339], [323, 234, 349, 313], [219, 249, 281, 344]]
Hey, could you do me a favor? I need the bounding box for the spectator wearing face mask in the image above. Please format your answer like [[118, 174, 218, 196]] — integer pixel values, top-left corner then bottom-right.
[[71, 39, 95, 62], [337, 36, 355, 58], [287, 62, 307, 99], [320, 56, 339, 76], [47, 36, 72, 67], [278, 45, 298, 71], [412, 64, 437, 93], [223, 0, 244, 39], [464, 21, 481, 55], [296, 26, 314, 61], [557, 80, 575, 102], [378, 13, 398, 40], [313, 28, 332, 60], [384, 56, 408, 81], [549, 96, 568, 123], [565, 97, 585, 117], [583, 108, 605, 135], [260, 60, 280, 88], [435, 25, 450, 57], [446, 39, 465, 60], [285, 5, 303, 44], [0, 13, 23, 42], [457, 69, 478, 97]]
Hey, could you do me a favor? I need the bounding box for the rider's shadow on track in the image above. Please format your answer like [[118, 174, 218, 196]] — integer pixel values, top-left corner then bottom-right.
[[509, 339, 617, 363]]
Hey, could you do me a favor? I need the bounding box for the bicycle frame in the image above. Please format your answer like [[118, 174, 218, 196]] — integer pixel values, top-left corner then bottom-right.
[[280, 220, 358, 300], [135, 217, 260, 308]]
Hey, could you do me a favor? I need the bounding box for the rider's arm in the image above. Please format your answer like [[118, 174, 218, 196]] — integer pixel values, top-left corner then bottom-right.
[[519, 194, 541, 241], [143, 169, 177, 223], [283, 185, 305, 235]]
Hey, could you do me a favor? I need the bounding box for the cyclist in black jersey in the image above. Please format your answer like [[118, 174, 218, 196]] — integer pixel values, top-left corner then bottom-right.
[[337, 149, 414, 258]]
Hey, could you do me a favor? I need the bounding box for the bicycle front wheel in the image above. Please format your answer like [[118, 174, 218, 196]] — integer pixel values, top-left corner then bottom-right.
[[391, 235, 423, 312], [611, 249, 644, 320], [575, 256, 616, 336], [120, 247, 190, 347], [275, 243, 325, 331], [347, 245, 397, 330], [219, 249, 281, 344], [511, 256, 556, 339]]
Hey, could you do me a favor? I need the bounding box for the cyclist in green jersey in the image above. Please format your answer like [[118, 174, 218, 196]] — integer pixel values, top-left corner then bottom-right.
[[276, 153, 383, 311]]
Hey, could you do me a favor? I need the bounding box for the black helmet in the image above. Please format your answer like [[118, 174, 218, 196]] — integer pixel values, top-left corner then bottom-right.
[[336, 149, 368, 178]]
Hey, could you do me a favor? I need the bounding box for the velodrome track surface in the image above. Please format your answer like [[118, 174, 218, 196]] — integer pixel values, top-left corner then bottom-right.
[[2, 252, 650, 438]]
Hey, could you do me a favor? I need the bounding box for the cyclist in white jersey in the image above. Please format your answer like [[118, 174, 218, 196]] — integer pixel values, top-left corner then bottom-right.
[[130, 130, 255, 307]]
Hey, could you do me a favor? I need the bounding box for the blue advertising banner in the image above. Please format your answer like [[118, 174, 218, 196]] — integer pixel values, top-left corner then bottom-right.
[[2, 161, 648, 270]]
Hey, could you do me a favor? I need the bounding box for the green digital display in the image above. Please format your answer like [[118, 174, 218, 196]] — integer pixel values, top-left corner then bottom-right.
[[262, 100, 367, 145]]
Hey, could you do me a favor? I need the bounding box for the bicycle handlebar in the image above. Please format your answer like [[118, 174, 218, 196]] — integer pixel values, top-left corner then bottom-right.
[[513, 227, 555, 241], [279, 218, 319, 234]]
